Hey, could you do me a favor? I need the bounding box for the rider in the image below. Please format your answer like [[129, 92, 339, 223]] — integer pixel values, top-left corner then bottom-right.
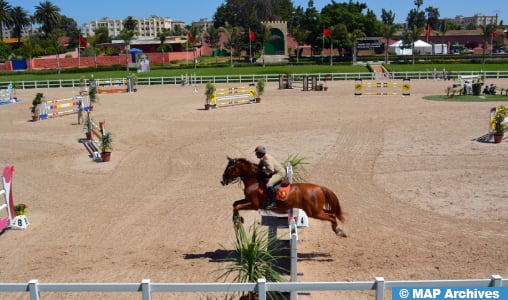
[[254, 145, 286, 210]]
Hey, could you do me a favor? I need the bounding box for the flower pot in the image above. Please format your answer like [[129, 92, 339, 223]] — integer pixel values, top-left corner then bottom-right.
[[100, 151, 111, 162], [255, 97, 261, 103], [85, 132, 92, 140], [32, 115, 39, 122], [204, 103, 210, 110], [493, 134, 503, 143], [324, 86, 328, 91]]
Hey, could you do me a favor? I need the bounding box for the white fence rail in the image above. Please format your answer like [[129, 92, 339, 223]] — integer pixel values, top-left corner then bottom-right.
[[0, 276, 505, 300], [1, 71, 508, 90]]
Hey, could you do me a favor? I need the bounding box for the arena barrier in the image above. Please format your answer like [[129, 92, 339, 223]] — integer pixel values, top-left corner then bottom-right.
[[354, 79, 410, 96], [39, 94, 90, 120], [1, 165, 29, 232], [279, 74, 319, 91], [210, 84, 256, 108]]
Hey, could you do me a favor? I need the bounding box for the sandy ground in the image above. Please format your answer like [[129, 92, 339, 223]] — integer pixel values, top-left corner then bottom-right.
[[0, 78, 507, 300]]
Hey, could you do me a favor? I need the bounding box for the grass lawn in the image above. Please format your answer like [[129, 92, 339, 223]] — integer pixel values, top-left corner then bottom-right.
[[385, 63, 508, 72], [423, 94, 508, 102]]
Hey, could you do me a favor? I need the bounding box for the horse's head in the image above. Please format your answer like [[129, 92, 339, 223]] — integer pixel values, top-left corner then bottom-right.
[[221, 156, 239, 186], [221, 156, 256, 186]]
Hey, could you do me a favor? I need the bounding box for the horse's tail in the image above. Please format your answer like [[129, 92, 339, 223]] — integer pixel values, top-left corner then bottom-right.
[[321, 186, 345, 223]]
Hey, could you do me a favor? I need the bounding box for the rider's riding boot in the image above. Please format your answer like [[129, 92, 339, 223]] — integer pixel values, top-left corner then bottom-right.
[[266, 187, 277, 210]]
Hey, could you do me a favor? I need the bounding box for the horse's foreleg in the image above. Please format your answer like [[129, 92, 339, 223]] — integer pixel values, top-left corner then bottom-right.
[[232, 199, 252, 224]]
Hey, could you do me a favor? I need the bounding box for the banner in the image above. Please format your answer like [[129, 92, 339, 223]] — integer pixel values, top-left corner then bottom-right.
[[249, 28, 256, 42]]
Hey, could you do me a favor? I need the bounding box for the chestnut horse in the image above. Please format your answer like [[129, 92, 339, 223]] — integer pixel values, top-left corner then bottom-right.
[[221, 157, 346, 236]]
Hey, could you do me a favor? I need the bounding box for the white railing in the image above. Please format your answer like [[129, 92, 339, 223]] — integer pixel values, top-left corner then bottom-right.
[[2, 71, 507, 90], [0, 276, 505, 300]]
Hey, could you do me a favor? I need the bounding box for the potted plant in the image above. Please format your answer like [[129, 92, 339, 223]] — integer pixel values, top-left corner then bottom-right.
[[204, 81, 216, 110], [99, 131, 113, 162], [492, 105, 507, 143], [255, 78, 265, 103], [30, 92, 44, 121], [83, 113, 93, 140], [215, 221, 287, 300]]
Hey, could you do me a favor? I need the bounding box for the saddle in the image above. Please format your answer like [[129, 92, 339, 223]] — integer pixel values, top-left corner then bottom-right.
[[258, 177, 291, 201]]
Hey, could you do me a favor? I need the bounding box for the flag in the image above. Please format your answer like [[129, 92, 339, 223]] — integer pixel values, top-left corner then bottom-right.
[[249, 28, 256, 42], [186, 33, 193, 43], [492, 31, 497, 37], [323, 28, 330, 37], [426, 24, 431, 39], [78, 35, 87, 48]]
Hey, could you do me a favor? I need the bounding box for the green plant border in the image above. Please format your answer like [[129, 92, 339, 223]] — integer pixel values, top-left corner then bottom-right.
[[423, 95, 508, 102]]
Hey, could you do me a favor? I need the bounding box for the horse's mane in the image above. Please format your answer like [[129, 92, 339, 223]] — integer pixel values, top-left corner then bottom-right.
[[236, 157, 258, 173]]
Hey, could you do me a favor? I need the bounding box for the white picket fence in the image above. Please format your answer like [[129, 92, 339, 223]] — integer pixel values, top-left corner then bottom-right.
[[0, 275, 505, 300]]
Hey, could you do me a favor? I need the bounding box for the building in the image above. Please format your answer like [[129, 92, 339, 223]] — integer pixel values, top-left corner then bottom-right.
[[83, 16, 183, 40], [191, 18, 214, 31], [453, 14, 498, 27]]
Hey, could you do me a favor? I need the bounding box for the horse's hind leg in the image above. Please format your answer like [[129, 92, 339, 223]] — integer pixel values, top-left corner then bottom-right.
[[314, 210, 346, 237]]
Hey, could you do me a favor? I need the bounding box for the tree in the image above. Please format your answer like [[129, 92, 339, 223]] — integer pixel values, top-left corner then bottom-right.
[[48, 30, 63, 74], [157, 28, 171, 65], [58, 15, 80, 48], [218, 24, 235, 67], [0, 0, 12, 41], [94, 27, 112, 44], [122, 16, 138, 32], [381, 9, 398, 64], [86, 32, 102, 68], [425, 6, 440, 30], [119, 29, 135, 71], [9, 6, 30, 46], [204, 26, 221, 51], [33, 0, 61, 38], [479, 23, 496, 64]]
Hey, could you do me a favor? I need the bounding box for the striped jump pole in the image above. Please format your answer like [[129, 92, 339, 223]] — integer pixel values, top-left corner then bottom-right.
[[355, 78, 410, 96], [39, 95, 90, 120]]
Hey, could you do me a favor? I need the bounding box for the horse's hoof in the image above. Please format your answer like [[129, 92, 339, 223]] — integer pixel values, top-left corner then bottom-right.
[[335, 228, 347, 237]]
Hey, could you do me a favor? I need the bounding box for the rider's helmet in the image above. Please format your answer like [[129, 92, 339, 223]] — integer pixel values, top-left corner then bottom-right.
[[254, 145, 266, 155]]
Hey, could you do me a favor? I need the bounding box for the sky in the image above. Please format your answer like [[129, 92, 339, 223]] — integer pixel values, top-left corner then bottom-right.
[[14, 0, 507, 26]]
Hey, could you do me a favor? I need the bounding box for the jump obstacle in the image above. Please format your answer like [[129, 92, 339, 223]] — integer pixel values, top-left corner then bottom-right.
[[1, 165, 29, 232], [279, 74, 321, 91], [209, 84, 256, 108], [0, 83, 20, 105], [354, 79, 411, 96], [38, 94, 90, 120], [96, 75, 136, 94]]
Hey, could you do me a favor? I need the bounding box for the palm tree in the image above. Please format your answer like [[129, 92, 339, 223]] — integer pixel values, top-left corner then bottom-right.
[[479, 23, 496, 64], [381, 9, 398, 64], [0, 0, 11, 40], [119, 29, 135, 71], [87, 32, 102, 68], [218, 24, 234, 67], [33, 0, 61, 38], [48, 30, 62, 74], [9, 6, 30, 46], [123, 16, 137, 31], [22, 36, 34, 71], [157, 28, 171, 65]]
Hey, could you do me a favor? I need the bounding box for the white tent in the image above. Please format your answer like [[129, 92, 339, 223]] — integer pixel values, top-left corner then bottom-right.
[[413, 40, 432, 54], [389, 40, 433, 55]]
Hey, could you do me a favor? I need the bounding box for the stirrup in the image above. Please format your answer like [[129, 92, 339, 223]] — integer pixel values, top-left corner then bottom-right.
[[266, 201, 277, 210]]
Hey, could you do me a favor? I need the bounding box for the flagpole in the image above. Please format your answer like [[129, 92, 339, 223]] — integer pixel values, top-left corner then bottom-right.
[[330, 36, 333, 66], [322, 28, 324, 64], [249, 27, 252, 63]]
